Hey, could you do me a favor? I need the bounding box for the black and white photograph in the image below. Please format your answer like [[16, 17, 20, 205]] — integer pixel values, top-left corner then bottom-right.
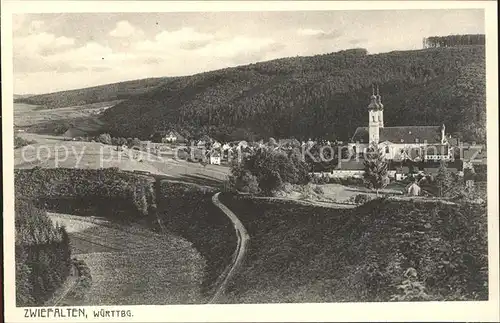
[[2, 1, 499, 322]]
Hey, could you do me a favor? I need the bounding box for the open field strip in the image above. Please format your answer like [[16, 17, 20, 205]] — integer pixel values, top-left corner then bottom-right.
[[47, 212, 207, 305], [15, 133, 229, 181], [14, 101, 121, 129]]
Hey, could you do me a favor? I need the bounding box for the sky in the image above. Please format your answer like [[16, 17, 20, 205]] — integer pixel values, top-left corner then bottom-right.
[[12, 9, 484, 95]]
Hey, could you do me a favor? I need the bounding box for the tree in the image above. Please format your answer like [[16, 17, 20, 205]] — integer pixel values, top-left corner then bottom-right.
[[98, 133, 112, 145], [229, 147, 310, 194], [118, 137, 127, 146], [130, 138, 141, 148], [363, 148, 389, 196], [268, 137, 278, 148], [435, 159, 453, 197]]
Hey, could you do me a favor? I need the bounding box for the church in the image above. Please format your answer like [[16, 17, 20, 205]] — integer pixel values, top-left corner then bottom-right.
[[349, 86, 453, 162]]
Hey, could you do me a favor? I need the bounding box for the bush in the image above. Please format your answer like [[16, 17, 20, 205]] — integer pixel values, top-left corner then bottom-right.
[[311, 174, 330, 184], [328, 176, 364, 186], [14, 136, 36, 149], [474, 165, 487, 182], [299, 183, 316, 200], [98, 133, 112, 145], [313, 185, 325, 195], [282, 182, 294, 194], [235, 170, 260, 194], [354, 194, 372, 204]]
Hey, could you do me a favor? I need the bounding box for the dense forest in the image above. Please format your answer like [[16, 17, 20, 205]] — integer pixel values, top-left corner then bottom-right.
[[15, 198, 72, 306], [17, 45, 486, 143], [423, 34, 485, 48]]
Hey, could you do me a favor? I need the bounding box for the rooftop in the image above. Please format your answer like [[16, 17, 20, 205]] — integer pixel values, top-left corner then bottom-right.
[[351, 126, 444, 144]]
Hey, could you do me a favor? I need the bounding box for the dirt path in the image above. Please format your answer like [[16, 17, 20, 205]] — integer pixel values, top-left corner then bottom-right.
[[45, 264, 79, 306], [250, 196, 357, 209], [209, 192, 250, 303]]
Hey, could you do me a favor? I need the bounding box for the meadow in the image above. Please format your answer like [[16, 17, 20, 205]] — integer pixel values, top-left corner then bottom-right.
[[15, 169, 211, 305], [48, 213, 207, 305], [14, 101, 121, 135]]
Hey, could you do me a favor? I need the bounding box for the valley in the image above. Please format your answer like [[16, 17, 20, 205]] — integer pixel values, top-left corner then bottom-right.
[[13, 43, 488, 306]]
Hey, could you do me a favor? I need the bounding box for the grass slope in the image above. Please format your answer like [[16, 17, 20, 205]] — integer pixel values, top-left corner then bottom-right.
[[219, 194, 488, 303], [49, 213, 206, 305]]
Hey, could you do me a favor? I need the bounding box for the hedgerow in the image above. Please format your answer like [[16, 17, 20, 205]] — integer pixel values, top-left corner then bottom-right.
[[15, 168, 154, 218]]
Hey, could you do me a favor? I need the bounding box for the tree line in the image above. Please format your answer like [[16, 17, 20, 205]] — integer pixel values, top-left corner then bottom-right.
[[423, 34, 485, 48], [15, 198, 72, 306], [15, 168, 155, 217]]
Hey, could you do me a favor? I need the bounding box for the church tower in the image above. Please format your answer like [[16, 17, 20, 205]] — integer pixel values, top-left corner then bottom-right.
[[368, 85, 381, 144], [376, 85, 384, 128]]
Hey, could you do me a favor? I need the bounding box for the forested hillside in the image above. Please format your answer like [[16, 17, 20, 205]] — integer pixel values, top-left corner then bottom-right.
[[18, 46, 486, 143], [101, 46, 485, 142], [15, 77, 171, 109]]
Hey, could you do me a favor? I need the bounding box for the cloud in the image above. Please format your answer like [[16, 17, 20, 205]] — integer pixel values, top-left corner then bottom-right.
[[136, 27, 215, 51], [349, 38, 368, 45], [315, 30, 343, 40], [14, 56, 86, 73], [179, 39, 212, 51], [297, 28, 325, 36], [133, 27, 279, 61], [297, 28, 343, 40], [143, 57, 164, 65], [14, 32, 76, 57], [196, 36, 277, 59], [109, 20, 142, 38]]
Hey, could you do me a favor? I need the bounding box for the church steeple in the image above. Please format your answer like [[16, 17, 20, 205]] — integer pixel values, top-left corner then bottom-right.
[[368, 85, 381, 144], [376, 85, 383, 109], [368, 84, 379, 110], [376, 85, 384, 128]]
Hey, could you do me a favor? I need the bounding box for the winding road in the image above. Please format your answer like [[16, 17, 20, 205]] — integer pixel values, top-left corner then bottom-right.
[[209, 192, 250, 303]]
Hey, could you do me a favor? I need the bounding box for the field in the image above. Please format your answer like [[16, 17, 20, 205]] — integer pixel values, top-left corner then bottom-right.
[[14, 102, 122, 135], [14, 131, 229, 184], [219, 194, 488, 303], [48, 213, 207, 305]]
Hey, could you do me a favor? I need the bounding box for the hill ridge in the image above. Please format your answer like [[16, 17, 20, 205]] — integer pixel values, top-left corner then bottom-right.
[[17, 46, 486, 143]]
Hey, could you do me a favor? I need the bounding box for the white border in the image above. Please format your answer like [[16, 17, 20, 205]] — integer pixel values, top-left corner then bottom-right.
[[2, 1, 499, 322]]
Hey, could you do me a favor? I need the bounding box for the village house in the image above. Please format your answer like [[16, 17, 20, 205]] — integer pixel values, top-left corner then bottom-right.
[[209, 150, 222, 165], [151, 130, 185, 144], [162, 130, 182, 143]]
